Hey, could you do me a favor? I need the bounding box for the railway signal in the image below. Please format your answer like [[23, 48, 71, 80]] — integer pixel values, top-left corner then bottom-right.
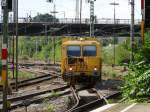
[[1, 0, 9, 111], [88, 0, 96, 37], [129, 0, 135, 63]]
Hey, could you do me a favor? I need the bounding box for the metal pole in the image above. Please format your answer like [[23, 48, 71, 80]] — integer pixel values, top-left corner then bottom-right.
[[63, 11, 65, 19], [141, 0, 145, 45], [75, 0, 80, 20], [130, 0, 135, 63], [114, 2, 116, 66], [2, 0, 9, 111], [110, 1, 119, 66], [141, 20, 144, 44], [53, 4, 55, 64], [35, 37, 38, 59], [45, 24, 48, 44], [8, 15, 12, 63], [80, 0, 82, 36], [14, 0, 18, 91], [89, 0, 96, 37], [12, 35, 15, 79], [50, 3, 58, 64], [53, 37, 55, 64]]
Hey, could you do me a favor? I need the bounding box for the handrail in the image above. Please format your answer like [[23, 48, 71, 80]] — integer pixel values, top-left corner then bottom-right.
[[3, 18, 141, 25]]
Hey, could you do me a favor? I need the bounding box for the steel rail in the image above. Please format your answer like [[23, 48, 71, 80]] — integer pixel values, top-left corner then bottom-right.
[[9, 68, 61, 89], [70, 91, 120, 112], [5, 88, 71, 110], [18, 63, 60, 67], [10, 74, 52, 85], [0, 72, 59, 90], [11, 76, 57, 89], [66, 86, 80, 112], [0, 85, 88, 110], [0, 85, 69, 104], [93, 88, 109, 104]]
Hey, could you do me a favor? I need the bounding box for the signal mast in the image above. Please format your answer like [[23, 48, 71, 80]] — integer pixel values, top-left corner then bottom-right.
[[88, 0, 96, 37]]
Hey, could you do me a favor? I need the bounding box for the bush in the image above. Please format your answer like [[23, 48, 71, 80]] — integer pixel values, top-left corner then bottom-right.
[[102, 39, 130, 65], [122, 32, 150, 102]]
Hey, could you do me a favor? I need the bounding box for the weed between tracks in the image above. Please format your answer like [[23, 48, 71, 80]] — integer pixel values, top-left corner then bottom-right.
[[8, 70, 35, 79], [43, 99, 55, 112], [102, 65, 127, 80]]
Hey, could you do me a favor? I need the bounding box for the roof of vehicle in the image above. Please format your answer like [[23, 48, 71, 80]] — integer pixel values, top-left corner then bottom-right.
[[62, 37, 100, 46]]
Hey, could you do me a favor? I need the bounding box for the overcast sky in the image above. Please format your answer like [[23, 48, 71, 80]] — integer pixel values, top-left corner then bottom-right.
[[1, 0, 142, 19]]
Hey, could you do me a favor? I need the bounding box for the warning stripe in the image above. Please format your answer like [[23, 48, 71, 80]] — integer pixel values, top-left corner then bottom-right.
[[2, 60, 7, 65], [2, 44, 7, 49], [1, 44, 8, 60]]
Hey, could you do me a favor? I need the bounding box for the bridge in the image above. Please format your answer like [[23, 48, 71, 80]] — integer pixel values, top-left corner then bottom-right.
[[0, 18, 141, 36]]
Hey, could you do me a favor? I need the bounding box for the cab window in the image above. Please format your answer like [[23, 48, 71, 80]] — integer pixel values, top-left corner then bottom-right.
[[83, 46, 96, 56], [67, 46, 81, 57]]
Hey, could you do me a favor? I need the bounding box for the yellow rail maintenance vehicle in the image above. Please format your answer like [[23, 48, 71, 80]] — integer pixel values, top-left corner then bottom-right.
[[61, 37, 102, 85]]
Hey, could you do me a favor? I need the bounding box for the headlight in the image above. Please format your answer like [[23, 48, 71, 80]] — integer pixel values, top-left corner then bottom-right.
[[69, 67, 73, 71], [94, 67, 97, 71]]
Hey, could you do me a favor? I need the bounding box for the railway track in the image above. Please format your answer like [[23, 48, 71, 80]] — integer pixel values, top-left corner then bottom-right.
[[11, 67, 61, 88], [76, 91, 120, 112], [0, 85, 90, 111], [0, 68, 61, 92], [10, 74, 57, 89], [15, 63, 60, 67], [66, 86, 80, 112], [0, 85, 69, 110], [66, 87, 121, 112]]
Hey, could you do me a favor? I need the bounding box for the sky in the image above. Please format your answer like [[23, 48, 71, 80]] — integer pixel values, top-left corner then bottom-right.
[[1, 0, 142, 19]]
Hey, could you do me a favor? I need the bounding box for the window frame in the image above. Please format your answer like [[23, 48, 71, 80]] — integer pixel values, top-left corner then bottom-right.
[[82, 45, 97, 57], [66, 45, 81, 57]]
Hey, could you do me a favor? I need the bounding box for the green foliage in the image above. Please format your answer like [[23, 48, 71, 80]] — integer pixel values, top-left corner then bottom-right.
[[102, 41, 130, 65], [32, 13, 59, 22], [8, 70, 35, 79], [122, 62, 150, 102], [18, 36, 61, 62], [102, 46, 114, 64], [43, 98, 55, 112], [115, 43, 130, 64], [122, 32, 150, 102], [51, 90, 60, 97]]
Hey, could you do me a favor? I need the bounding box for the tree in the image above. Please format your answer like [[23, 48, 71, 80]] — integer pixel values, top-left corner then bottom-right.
[[32, 13, 59, 22]]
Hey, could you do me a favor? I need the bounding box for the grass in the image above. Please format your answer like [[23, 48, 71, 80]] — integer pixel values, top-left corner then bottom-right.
[[51, 90, 60, 97], [8, 70, 36, 79], [102, 41, 130, 65], [43, 98, 55, 112], [102, 65, 127, 80]]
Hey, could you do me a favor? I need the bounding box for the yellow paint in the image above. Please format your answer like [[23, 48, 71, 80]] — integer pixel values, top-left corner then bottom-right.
[[2, 69, 6, 83], [141, 20, 145, 44], [61, 37, 102, 83]]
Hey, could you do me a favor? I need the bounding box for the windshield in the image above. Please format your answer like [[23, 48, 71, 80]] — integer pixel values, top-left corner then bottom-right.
[[67, 46, 81, 57], [83, 46, 96, 56]]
